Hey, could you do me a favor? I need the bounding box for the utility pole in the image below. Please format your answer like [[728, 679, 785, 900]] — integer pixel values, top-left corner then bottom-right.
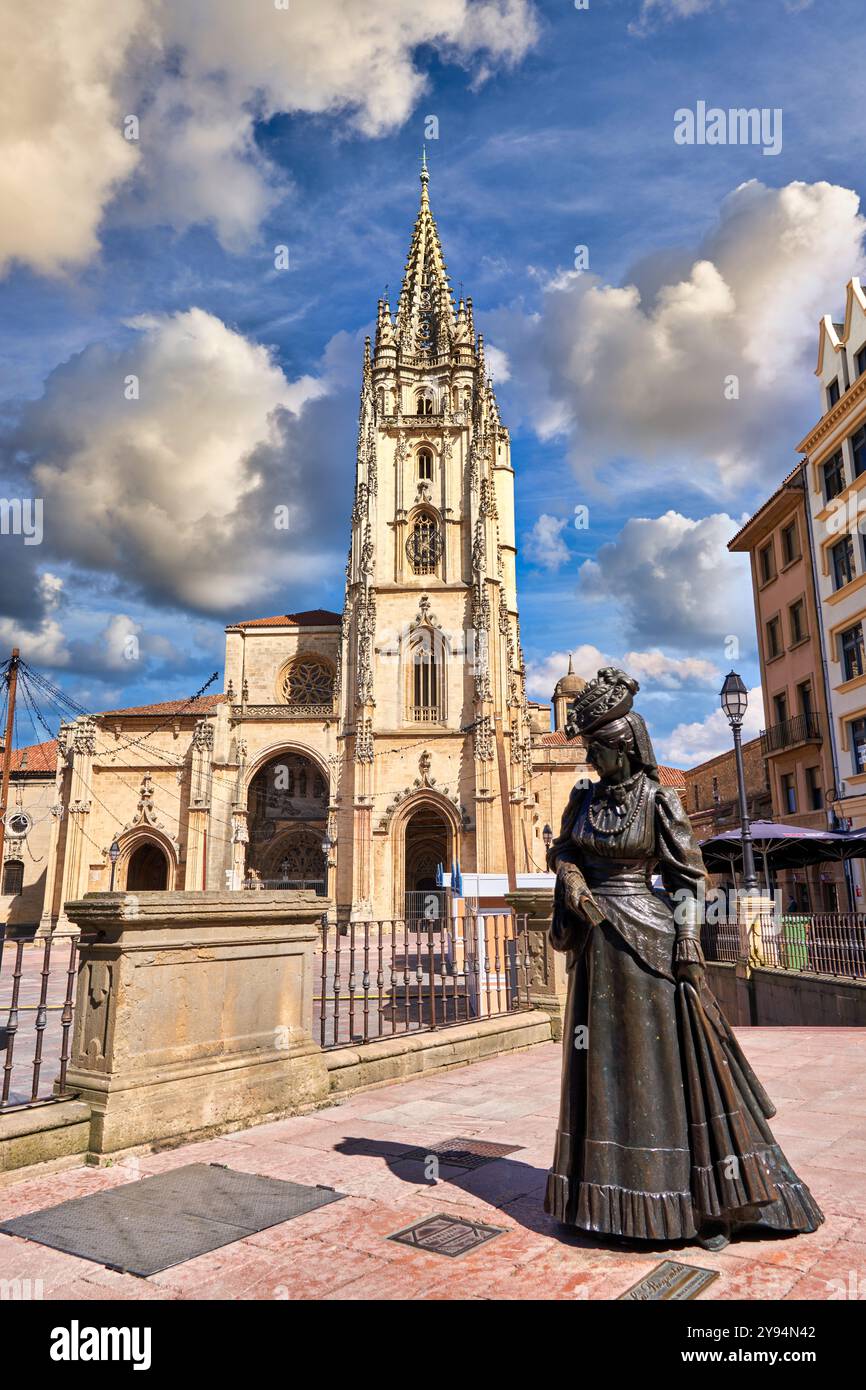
[[0, 648, 21, 879]]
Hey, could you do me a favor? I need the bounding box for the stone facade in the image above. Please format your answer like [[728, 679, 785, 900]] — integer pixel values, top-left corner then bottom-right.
[[3, 166, 599, 932], [684, 736, 772, 842]]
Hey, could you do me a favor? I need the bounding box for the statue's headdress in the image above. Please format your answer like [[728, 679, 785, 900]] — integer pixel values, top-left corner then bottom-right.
[[565, 667, 640, 738]]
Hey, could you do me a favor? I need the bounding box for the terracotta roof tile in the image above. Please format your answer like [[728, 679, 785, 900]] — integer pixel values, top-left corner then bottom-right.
[[230, 609, 341, 630], [656, 764, 686, 788], [96, 694, 224, 719], [7, 739, 58, 774]]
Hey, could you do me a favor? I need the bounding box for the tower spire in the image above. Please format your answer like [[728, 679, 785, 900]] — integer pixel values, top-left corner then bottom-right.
[[395, 154, 454, 354]]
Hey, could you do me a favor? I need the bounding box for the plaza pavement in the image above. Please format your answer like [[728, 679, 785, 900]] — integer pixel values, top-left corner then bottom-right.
[[1, 1028, 865, 1301]]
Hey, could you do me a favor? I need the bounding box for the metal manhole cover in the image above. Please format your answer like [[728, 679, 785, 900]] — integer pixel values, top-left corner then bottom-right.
[[400, 1137, 523, 1169], [0, 1163, 346, 1277], [619, 1260, 720, 1300], [388, 1213, 504, 1258]]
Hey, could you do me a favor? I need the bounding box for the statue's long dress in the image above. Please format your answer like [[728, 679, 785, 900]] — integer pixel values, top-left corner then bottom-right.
[[545, 776, 824, 1241]]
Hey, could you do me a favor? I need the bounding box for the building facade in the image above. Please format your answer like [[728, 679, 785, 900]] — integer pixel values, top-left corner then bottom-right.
[[728, 467, 848, 910], [3, 164, 600, 933], [797, 276, 866, 903]]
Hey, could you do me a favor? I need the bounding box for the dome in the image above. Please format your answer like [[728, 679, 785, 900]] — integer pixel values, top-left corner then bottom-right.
[[555, 653, 586, 697]]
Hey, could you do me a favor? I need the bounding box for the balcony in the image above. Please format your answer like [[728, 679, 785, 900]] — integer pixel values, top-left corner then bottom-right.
[[760, 711, 822, 755]]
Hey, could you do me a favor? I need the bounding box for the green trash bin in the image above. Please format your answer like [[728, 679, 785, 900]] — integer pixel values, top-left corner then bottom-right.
[[781, 915, 809, 970]]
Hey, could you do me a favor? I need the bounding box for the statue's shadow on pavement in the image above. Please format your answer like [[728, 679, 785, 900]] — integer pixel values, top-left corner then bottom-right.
[[333, 1136, 643, 1252], [333, 1137, 800, 1255]]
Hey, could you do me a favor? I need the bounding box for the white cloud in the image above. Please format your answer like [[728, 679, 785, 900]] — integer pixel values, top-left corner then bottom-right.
[[0, 3, 145, 275], [578, 510, 752, 652], [659, 685, 763, 766], [15, 308, 354, 613], [524, 643, 720, 702], [0, 615, 69, 667], [631, 0, 718, 30], [492, 180, 866, 494], [0, 0, 539, 273], [523, 514, 570, 571]]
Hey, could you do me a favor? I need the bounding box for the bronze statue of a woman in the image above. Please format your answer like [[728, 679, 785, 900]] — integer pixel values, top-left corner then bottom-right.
[[546, 667, 823, 1249]]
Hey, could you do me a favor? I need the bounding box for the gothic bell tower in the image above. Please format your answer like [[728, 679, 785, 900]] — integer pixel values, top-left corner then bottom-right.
[[334, 156, 536, 918]]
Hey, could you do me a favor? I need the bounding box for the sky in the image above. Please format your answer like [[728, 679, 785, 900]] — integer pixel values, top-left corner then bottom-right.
[[1, 0, 865, 766]]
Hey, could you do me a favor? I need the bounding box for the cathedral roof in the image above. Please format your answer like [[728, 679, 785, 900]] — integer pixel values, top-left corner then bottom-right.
[[229, 609, 341, 630], [96, 694, 224, 718], [6, 738, 58, 774]]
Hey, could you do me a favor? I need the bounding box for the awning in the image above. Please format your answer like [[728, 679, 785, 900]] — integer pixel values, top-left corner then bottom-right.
[[699, 820, 866, 875]]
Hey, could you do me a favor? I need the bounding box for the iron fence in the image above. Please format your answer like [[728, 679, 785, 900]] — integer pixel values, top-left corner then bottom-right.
[[315, 911, 532, 1049], [754, 912, 866, 979], [243, 878, 325, 893], [702, 912, 866, 980], [0, 933, 78, 1111]]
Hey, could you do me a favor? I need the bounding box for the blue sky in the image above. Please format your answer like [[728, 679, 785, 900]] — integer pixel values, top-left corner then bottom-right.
[[2, 0, 865, 764]]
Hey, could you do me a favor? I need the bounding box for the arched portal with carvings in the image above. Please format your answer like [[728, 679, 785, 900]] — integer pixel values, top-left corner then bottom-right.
[[245, 750, 329, 886]]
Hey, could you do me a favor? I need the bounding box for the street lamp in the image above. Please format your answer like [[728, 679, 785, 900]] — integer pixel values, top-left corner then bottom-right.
[[720, 671, 758, 893], [542, 823, 553, 854], [321, 832, 333, 898], [108, 839, 121, 891]]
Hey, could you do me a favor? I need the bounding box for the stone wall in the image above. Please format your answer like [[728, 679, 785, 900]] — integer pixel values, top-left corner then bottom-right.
[[706, 960, 866, 1026]]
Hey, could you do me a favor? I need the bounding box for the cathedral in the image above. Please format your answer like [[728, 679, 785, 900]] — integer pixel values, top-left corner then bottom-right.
[[2, 162, 592, 934]]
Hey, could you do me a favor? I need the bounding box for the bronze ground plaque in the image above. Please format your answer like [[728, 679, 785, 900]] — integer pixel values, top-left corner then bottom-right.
[[388, 1213, 505, 1258], [618, 1260, 720, 1301]]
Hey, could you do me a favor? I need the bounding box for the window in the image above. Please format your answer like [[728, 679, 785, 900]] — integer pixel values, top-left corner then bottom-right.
[[823, 451, 846, 501], [417, 448, 434, 481], [416, 391, 434, 417], [773, 692, 788, 725], [806, 766, 823, 811], [780, 521, 799, 565], [780, 773, 797, 815], [280, 656, 335, 707], [827, 378, 841, 408], [798, 681, 814, 722], [857, 344, 866, 378], [409, 631, 444, 722], [841, 623, 866, 681], [831, 534, 855, 590], [693, 784, 700, 810], [766, 616, 782, 658], [789, 599, 806, 644], [852, 424, 866, 479], [711, 776, 720, 804], [2, 859, 23, 896], [758, 542, 775, 584], [406, 512, 441, 575], [852, 716, 866, 773]]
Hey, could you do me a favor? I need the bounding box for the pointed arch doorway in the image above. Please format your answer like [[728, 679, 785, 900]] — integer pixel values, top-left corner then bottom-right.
[[403, 801, 451, 920], [125, 841, 169, 891]]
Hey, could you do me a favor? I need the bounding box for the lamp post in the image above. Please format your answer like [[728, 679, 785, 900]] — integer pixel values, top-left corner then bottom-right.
[[108, 839, 121, 892], [720, 671, 758, 894], [542, 823, 553, 856], [321, 831, 333, 898]]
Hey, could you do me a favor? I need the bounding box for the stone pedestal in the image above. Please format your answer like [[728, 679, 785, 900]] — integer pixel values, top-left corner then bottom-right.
[[505, 887, 567, 1040], [736, 893, 777, 967], [63, 891, 329, 1155]]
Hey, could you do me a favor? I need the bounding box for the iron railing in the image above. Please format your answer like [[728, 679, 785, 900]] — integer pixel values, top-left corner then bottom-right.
[[760, 711, 822, 754], [315, 912, 532, 1049], [0, 933, 79, 1111], [702, 912, 866, 979]]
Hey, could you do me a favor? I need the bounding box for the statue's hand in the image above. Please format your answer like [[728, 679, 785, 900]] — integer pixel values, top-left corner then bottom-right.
[[676, 960, 705, 991]]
